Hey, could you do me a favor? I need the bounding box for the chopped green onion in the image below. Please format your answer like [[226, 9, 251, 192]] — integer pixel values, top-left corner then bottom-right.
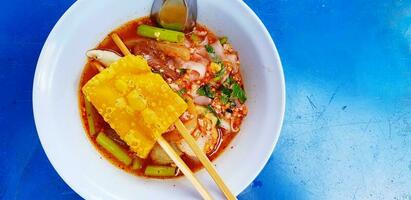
[[137, 25, 185, 43], [205, 45, 215, 53], [213, 66, 226, 81], [178, 68, 187, 75], [84, 96, 96, 136], [144, 166, 176, 177], [197, 87, 206, 96], [197, 85, 215, 98], [216, 118, 221, 126], [204, 45, 220, 62], [221, 94, 229, 104], [207, 105, 217, 115], [220, 86, 232, 104], [96, 132, 132, 166], [225, 76, 235, 86], [231, 83, 247, 103], [221, 87, 232, 96], [219, 36, 228, 45], [177, 88, 186, 97], [131, 158, 143, 170]]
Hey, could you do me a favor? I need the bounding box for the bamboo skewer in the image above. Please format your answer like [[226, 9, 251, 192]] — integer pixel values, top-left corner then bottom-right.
[[175, 120, 237, 200], [110, 33, 213, 200]]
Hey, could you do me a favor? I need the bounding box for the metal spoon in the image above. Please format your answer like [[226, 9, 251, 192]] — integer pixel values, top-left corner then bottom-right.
[[151, 0, 197, 31]]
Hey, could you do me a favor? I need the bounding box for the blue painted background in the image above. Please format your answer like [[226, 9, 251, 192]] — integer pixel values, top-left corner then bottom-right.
[[1, 0, 410, 199]]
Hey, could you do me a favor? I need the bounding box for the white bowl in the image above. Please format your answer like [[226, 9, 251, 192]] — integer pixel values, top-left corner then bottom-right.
[[32, 0, 285, 199]]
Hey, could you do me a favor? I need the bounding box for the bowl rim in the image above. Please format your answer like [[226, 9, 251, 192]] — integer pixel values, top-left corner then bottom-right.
[[32, 0, 286, 198]]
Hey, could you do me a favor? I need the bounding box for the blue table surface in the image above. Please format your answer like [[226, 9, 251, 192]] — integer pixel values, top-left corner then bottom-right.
[[1, 0, 411, 199]]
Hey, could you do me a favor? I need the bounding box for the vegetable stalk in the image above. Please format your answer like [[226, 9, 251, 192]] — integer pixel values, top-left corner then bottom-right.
[[132, 158, 143, 170], [84, 96, 96, 136], [144, 165, 176, 177], [137, 25, 185, 43], [96, 132, 132, 166]]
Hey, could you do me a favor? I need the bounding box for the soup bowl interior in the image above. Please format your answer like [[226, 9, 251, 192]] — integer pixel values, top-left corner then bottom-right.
[[33, 0, 285, 199]]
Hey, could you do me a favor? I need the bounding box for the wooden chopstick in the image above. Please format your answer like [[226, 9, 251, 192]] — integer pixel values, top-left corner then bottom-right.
[[157, 136, 212, 200], [110, 33, 213, 200], [175, 120, 237, 200]]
